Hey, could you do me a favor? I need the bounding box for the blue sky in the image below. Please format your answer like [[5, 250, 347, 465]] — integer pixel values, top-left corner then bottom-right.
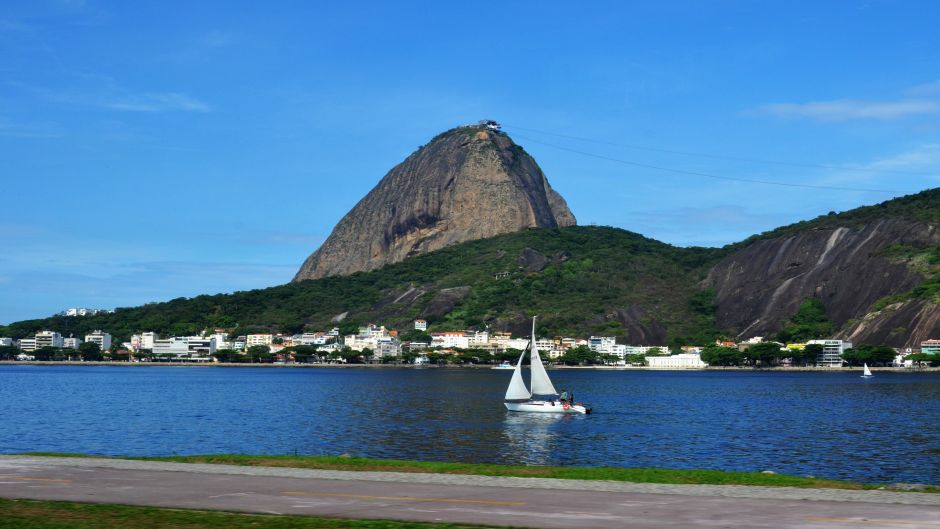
[[2, 1, 940, 324]]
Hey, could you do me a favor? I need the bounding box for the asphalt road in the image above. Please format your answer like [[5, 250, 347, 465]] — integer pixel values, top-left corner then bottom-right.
[[1, 456, 938, 529]]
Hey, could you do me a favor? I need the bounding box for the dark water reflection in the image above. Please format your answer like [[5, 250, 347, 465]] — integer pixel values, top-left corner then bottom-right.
[[1, 366, 938, 484]]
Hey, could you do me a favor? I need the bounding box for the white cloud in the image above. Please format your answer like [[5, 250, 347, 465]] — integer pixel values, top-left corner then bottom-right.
[[907, 80, 940, 96], [103, 92, 210, 113], [756, 99, 940, 121]]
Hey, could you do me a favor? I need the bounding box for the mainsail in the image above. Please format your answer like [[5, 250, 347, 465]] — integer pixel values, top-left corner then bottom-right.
[[529, 317, 558, 396], [504, 347, 531, 400]]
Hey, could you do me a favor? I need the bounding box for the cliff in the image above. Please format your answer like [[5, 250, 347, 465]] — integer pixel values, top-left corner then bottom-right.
[[706, 189, 940, 347], [293, 125, 575, 281]]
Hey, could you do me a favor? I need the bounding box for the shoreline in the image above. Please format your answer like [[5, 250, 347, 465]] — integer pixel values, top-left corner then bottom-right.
[[1, 360, 937, 372]]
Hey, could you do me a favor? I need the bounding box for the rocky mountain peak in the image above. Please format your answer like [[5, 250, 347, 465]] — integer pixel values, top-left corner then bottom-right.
[[293, 124, 576, 281]]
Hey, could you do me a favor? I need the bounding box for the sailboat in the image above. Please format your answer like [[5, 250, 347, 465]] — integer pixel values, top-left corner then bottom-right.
[[861, 363, 874, 378], [504, 317, 591, 414]]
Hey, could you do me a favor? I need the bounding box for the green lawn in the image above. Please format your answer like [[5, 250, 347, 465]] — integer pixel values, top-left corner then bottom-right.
[[22, 453, 913, 491], [0, 498, 509, 529]]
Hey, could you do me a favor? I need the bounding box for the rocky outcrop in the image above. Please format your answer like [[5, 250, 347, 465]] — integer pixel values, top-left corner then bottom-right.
[[706, 218, 940, 344], [843, 300, 940, 348], [294, 126, 575, 281]]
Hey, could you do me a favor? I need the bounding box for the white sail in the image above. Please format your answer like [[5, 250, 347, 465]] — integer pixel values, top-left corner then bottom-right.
[[529, 317, 558, 396], [863, 363, 872, 377], [504, 348, 531, 400]]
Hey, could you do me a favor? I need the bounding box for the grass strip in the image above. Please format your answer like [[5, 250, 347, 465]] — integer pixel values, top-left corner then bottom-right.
[[23, 452, 920, 491], [0, 498, 511, 529]]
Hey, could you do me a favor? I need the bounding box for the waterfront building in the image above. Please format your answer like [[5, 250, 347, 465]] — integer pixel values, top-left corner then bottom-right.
[[414, 319, 427, 331], [647, 353, 707, 369], [0, 337, 12, 347], [430, 331, 469, 349], [588, 336, 616, 354], [128, 332, 158, 352], [921, 339, 940, 355], [17, 338, 37, 352], [806, 339, 852, 367], [246, 334, 273, 347], [468, 331, 489, 346], [84, 330, 111, 351], [63, 337, 82, 349], [623, 345, 667, 356], [152, 336, 215, 361], [36, 331, 64, 349], [295, 332, 336, 346]]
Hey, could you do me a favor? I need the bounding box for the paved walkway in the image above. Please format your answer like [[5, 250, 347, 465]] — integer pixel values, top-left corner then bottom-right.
[[1, 456, 938, 528]]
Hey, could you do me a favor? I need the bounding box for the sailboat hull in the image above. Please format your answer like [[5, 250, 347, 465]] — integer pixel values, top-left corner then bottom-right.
[[505, 400, 590, 414]]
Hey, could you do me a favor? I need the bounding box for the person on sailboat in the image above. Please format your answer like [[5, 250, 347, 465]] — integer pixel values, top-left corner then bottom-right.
[[559, 389, 569, 404]]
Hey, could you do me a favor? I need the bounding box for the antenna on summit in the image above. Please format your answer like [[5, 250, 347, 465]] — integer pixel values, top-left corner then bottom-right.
[[479, 119, 502, 131]]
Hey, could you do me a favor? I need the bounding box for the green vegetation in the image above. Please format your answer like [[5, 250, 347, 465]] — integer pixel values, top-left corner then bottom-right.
[[775, 298, 834, 343], [841, 344, 897, 366], [871, 243, 940, 311], [0, 498, 502, 529], [733, 187, 940, 248], [0, 227, 727, 347], [22, 453, 886, 490]]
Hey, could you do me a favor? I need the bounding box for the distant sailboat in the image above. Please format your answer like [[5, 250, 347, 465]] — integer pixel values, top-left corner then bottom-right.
[[503, 317, 591, 414], [861, 363, 874, 378]]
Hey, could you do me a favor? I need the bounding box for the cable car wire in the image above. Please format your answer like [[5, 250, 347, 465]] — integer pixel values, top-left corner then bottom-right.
[[510, 133, 899, 193], [504, 124, 935, 177]]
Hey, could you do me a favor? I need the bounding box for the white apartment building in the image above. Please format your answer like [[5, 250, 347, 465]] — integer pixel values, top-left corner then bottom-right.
[[17, 338, 37, 351], [647, 353, 708, 369], [35, 331, 64, 349], [921, 339, 940, 355], [295, 333, 337, 346], [807, 339, 852, 367], [152, 336, 215, 360], [84, 330, 111, 351], [414, 319, 427, 331], [623, 345, 667, 356], [468, 331, 489, 346], [430, 332, 469, 349], [0, 337, 13, 347], [246, 334, 273, 347], [63, 337, 82, 349], [588, 336, 617, 354], [63, 307, 107, 317]]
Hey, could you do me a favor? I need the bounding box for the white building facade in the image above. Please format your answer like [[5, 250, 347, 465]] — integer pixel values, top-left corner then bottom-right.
[[84, 330, 112, 351], [807, 339, 852, 367], [647, 353, 707, 369]]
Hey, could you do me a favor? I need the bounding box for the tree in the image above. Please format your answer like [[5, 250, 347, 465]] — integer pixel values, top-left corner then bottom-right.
[[561, 345, 597, 365], [290, 345, 320, 363], [79, 341, 102, 361], [645, 347, 667, 357], [868, 346, 897, 366], [360, 348, 375, 363], [32, 346, 59, 361], [906, 353, 940, 367], [246, 344, 272, 363], [776, 298, 834, 343], [700, 344, 743, 366], [211, 348, 242, 363], [746, 342, 785, 367], [0, 345, 18, 360], [801, 344, 824, 366]]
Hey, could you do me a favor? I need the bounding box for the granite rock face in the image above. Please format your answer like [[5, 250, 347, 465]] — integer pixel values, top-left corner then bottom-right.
[[705, 218, 940, 347], [294, 126, 575, 281]]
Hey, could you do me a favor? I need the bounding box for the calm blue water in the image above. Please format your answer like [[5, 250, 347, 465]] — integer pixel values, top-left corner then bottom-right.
[[1, 365, 938, 484]]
